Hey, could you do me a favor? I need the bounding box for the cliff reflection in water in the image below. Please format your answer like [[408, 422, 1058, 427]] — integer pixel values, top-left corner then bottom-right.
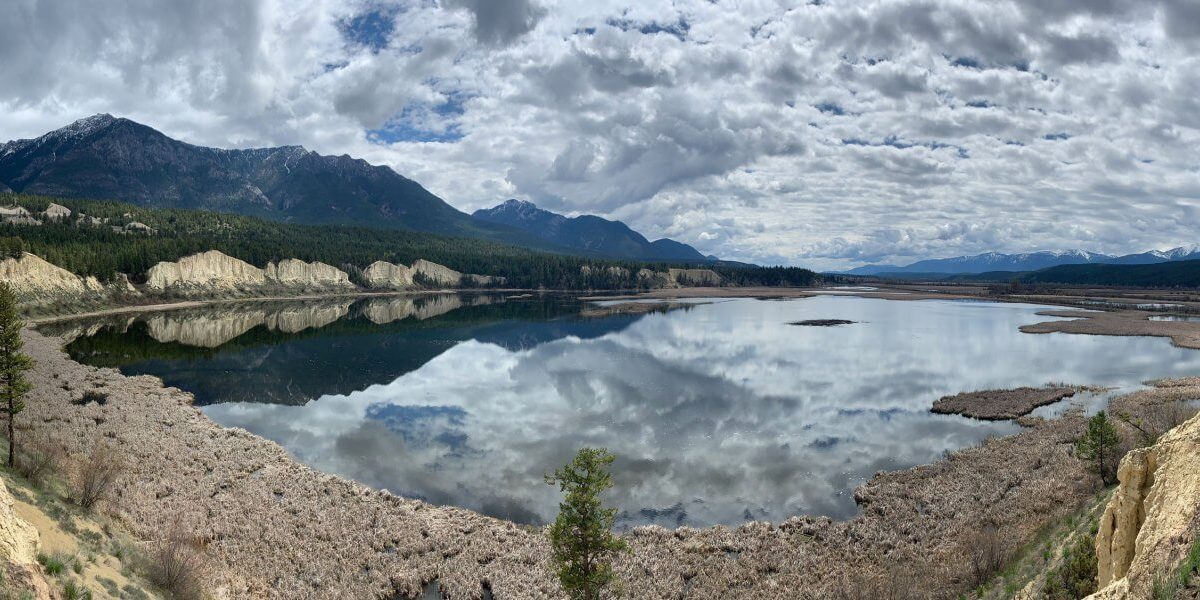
[[55, 294, 641, 405]]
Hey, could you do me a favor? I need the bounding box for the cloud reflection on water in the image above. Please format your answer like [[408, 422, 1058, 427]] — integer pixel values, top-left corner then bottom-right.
[[202, 297, 1200, 527]]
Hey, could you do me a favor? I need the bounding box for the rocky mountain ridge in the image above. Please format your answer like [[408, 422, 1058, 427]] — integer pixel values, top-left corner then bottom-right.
[[472, 199, 711, 261], [846, 246, 1200, 276], [0, 114, 532, 244]]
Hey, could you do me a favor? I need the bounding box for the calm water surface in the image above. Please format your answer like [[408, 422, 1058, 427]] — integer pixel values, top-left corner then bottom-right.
[[51, 294, 1200, 527]]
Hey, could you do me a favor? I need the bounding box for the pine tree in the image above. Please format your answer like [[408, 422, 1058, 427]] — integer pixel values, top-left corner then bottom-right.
[[1076, 411, 1121, 485], [0, 282, 33, 468], [545, 448, 628, 600]]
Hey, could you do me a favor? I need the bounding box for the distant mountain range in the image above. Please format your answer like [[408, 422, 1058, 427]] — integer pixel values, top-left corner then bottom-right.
[[0, 114, 714, 263], [472, 199, 710, 262], [844, 246, 1200, 276]]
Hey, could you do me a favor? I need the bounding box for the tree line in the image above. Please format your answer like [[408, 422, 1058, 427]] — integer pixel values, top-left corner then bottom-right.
[[0, 193, 819, 290]]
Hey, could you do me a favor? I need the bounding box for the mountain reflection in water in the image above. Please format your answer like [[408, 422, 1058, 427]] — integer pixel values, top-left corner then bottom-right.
[[54, 295, 1200, 527]]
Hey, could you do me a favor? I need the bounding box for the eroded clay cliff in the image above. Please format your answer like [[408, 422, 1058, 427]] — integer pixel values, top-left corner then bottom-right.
[[0, 252, 107, 304], [362, 261, 415, 289], [145, 251, 354, 295], [1089, 411, 1200, 598], [668, 267, 722, 287], [265, 259, 354, 290], [0, 478, 52, 600]]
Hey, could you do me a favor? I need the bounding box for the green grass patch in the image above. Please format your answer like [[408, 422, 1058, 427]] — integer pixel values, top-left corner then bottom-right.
[[1152, 538, 1200, 600], [37, 552, 66, 576]]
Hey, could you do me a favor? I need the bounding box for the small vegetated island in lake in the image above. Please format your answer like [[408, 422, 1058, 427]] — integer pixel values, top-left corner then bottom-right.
[[931, 385, 1086, 420], [788, 318, 857, 326]]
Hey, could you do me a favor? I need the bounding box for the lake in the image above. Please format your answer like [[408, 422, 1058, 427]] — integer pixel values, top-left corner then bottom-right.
[[48, 293, 1200, 528]]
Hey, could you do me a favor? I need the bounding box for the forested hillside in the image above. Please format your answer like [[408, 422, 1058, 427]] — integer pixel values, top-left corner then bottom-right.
[[1021, 260, 1200, 287], [0, 194, 818, 290]]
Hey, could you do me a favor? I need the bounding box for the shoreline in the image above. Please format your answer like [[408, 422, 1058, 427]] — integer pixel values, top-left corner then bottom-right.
[[25, 287, 546, 326], [16, 295, 1200, 597]]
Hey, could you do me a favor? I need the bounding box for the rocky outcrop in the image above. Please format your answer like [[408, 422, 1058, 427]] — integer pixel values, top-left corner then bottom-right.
[[668, 268, 722, 287], [146, 250, 266, 292], [0, 252, 106, 304], [0, 205, 38, 225], [265, 259, 353, 290], [413, 259, 463, 286], [362, 259, 499, 289], [0, 478, 52, 600], [362, 261, 415, 290], [146, 251, 354, 295], [42, 202, 71, 220], [0, 479, 38, 566], [1090, 411, 1200, 598], [580, 265, 631, 279]]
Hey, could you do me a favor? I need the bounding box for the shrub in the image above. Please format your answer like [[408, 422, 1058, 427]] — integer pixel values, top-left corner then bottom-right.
[[15, 433, 64, 487], [1043, 524, 1098, 599], [61, 580, 90, 600], [37, 553, 66, 576], [72, 443, 125, 511], [141, 526, 207, 600], [1151, 539, 1200, 600], [967, 524, 1009, 587], [1118, 402, 1199, 447]]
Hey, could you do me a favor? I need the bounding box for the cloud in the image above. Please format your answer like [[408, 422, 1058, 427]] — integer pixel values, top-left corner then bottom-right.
[[443, 0, 546, 46], [0, 0, 1198, 270]]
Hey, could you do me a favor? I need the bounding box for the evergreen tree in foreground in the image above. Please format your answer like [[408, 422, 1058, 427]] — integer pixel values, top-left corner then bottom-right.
[[1076, 411, 1121, 485], [0, 283, 33, 468], [545, 447, 628, 600]]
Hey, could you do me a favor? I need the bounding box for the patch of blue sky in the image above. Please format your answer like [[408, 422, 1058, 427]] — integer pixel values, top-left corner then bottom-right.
[[367, 94, 470, 144], [339, 7, 397, 53]]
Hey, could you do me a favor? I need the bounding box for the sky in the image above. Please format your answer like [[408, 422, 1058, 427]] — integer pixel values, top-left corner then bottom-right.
[[2, 0, 1199, 270]]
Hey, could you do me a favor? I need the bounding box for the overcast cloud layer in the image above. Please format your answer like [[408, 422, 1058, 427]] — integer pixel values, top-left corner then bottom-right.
[[2, 0, 1199, 269]]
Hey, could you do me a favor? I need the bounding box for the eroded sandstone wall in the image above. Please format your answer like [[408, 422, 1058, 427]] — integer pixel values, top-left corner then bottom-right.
[[0, 252, 107, 304], [1089, 412, 1200, 598], [412, 259, 463, 286], [265, 259, 354, 290], [362, 261, 415, 289], [668, 267, 722, 287], [145, 251, 355, 295], [0, 478, 52, 600]]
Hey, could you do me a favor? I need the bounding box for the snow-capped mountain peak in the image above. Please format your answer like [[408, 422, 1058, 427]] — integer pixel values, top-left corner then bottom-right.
[[1161, 244, 1200, 259]]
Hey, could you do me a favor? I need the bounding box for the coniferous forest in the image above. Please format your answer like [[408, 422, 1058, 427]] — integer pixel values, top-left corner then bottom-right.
[[0, 194, 819, 290]]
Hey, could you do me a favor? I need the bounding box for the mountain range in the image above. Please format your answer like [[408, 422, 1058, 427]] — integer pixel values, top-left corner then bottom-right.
[[0, 114, 710, 262], [473, 199, 709, 262], [844, 246, 1200, 276]]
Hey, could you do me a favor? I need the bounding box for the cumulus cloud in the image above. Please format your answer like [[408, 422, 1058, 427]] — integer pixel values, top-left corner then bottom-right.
[[1, 0, 1199, 269], [443, 0, 546, 45]]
